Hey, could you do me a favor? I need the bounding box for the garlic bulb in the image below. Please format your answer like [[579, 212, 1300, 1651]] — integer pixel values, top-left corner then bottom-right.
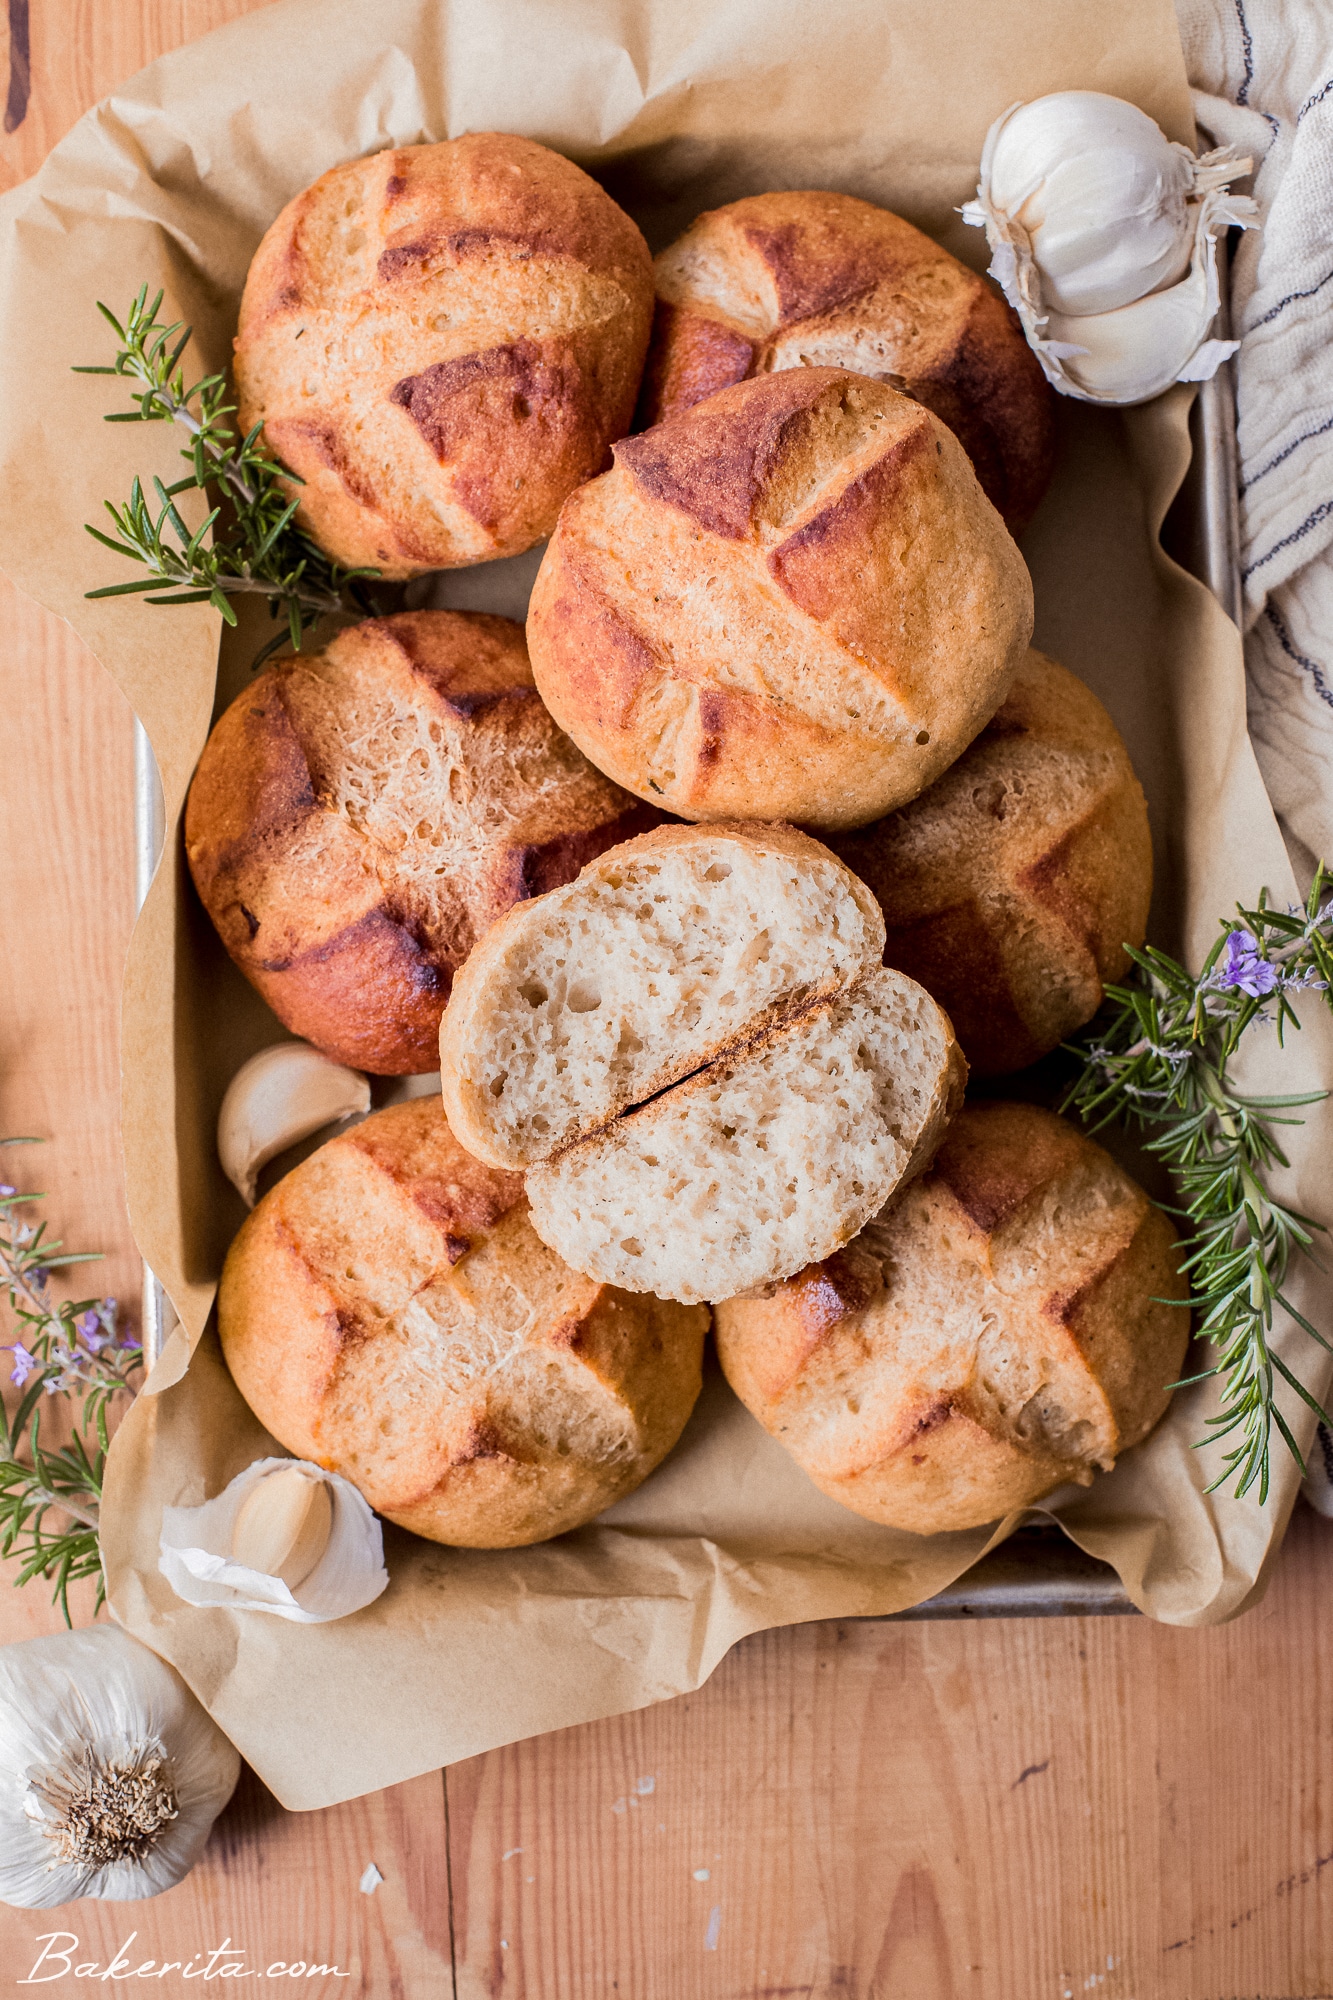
[[217, 1042, 370, 1207], [963, 91, 1258, 405], [159, 1457, 389, 1623], [0, 1625, 239, 1908]]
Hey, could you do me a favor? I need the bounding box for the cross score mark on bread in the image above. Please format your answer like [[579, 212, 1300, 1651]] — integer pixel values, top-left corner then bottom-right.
[[184, 611, 655, 1074], [234, 134, 654, 577], [219, 1099, 707, 1547], [831, 647, 1153, 1074], [639, 190, 1056, 536], [439, 824, 966, 1305], [527, 369, 1034, 830], [715, 1102, 1189, 1533]]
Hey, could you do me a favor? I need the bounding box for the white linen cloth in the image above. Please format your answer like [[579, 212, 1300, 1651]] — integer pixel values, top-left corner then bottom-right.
[[1176, 0, 1333, 885], [1175, 2, 1333, 1510]]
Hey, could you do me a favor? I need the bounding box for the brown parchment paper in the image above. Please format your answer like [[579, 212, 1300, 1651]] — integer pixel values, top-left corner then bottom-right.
[[0, 0, 1329, 1810]]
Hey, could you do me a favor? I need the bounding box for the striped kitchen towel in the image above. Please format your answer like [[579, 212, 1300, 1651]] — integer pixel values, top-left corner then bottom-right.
[[1176, 0, 1333, 888]]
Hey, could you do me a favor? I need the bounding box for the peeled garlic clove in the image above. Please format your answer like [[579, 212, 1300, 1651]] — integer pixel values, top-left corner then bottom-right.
[[159, 1456, 389, 1624], [231, 1466, 333, 1589], [218, 1042, 370, 1207]]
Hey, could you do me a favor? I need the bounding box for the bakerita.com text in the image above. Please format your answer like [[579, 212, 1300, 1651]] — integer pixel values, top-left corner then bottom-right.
[[19, 1934, 351, 1982]]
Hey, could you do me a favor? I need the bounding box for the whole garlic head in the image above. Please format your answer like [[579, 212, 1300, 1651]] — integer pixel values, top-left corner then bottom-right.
[[0, 1625, 239, 1908], [159, 1457, 389, 1624], [982, 93, 1196, 316], [963, 91, 1258, 405], [218, 1042, 370, 1207]]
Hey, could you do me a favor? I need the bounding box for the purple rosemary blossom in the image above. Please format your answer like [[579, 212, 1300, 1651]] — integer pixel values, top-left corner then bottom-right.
[[6, 1342, 36, 1387], [1217, 928, 1279, 998], [76, 1308, 108, 1353], [0, 1183, 15, 1197]]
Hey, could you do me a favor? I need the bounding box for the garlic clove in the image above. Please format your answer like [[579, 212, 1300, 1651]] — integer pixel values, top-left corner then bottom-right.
[[1035, 190, 1240, 405], [231, 1466, 333, 1589], [159, 1456, 389, 1624], [218, 1042, 370, 1207]]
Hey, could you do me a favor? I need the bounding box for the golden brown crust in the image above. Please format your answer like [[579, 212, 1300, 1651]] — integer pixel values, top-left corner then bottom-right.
[[715, 1102, 1189, 1534], [527, 368, 1034, 830], [219, 1100, 707, 1547], [828, 648, 1153, 1074], [185, 610, 660, 1074], [234, 134, 654, 577], [641, 190, 1056, 535]]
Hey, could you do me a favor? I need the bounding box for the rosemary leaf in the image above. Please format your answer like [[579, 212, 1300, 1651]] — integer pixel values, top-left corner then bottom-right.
[[1064, 863, 1333, 1500], [77, 285, 379, 664], [0, 1140, 142, 1620]]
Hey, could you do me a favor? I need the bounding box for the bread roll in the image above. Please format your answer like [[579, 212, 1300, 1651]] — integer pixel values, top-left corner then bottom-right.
[[640, 189, 1056, 535], [185, 611, 656, 1074], [439, 822, 965, 1303], [219, 1098, 707, 1548], [526, 368, 1033, 830], [715, 1102, 1188, 1534], [234, 134, 653, 577], [830, 648, 1152, 1074]]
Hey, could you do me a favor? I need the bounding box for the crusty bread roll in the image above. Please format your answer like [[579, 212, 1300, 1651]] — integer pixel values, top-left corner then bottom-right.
[[526, 368, 1033, 830], [830, 648, 1152, 1075], [219, 1098, 707, 1548], [185, 611, 656, 1074], [715, 1102, 1188, 1534], [640, 190, 1056, 535], [439, 822, 965, 1304], [234, 134, 653, 577]]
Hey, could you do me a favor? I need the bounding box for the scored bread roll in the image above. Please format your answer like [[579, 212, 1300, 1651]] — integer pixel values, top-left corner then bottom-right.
[[185, 611, 656, 1074], [830, 647, 1153, 1075], [527, 368, 1033, 830], [715, 1101, 1189, 1534], [640, 189, 1056, 535], [219, 1098, 708, 1548], [439, 822, 965, 1304], [234, 134, 653, 576]]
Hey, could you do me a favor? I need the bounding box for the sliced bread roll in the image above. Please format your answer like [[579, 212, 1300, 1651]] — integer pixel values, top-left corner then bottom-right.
[[440, 823, 965, 1303]]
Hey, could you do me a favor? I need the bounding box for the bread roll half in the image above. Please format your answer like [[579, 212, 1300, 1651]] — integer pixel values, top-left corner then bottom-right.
[[527, 368, 1033, 830], [440, 823, 965, 1303], [715, 1102, 1189, 1533], [220, 1099, 707, 1548]]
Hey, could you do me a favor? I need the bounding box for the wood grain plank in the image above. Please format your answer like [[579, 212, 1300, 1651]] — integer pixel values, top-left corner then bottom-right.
[[0, 1766, 455, 1993], [447, 1501, 1333, 2000], [0, 0, 271, 194]]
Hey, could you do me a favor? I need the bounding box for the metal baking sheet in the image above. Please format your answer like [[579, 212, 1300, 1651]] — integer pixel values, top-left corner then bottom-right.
[[130, 254, 1243, 1621]]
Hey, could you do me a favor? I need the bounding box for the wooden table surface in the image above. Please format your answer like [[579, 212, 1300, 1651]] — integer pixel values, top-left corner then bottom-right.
[[2, 5, 1332, 1995]]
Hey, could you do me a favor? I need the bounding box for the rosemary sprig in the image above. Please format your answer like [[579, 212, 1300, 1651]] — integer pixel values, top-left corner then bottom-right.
[[0, 1141, 142, 1622], [1065, 865, 1333, 1503], [75, 286, 377, 666]]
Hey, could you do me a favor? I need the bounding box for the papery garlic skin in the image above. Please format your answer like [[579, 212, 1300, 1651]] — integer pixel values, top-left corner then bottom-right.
[[963, 91, 1258, 406], [159, 1457, 388, 1624], [982, 93, 1197, 316], [0, 1625, 239, 1908], [218, 1042, 370, 1207]]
